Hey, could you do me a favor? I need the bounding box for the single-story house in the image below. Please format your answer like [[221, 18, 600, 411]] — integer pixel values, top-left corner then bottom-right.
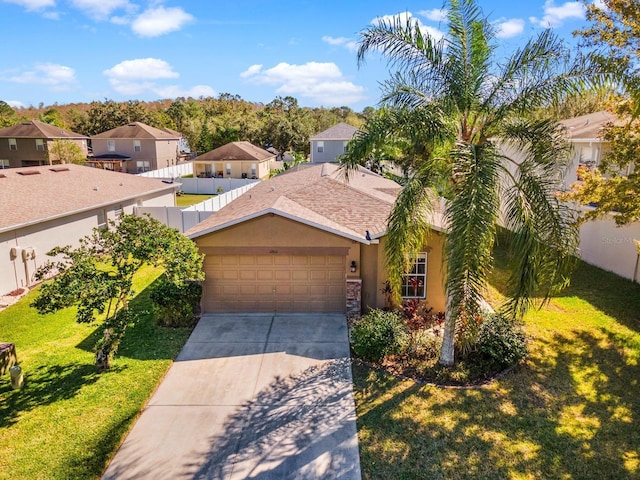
[[0, 120, 89, 168], [191, 141, 276, 180], [186, 163, 446, 315], [90, 122, 182, 173], [310, 122, 359, 164], [0, 164, 178, 295]]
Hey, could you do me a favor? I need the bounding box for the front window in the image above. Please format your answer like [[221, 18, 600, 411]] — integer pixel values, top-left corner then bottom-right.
[[251, 163, 257, 177], [107, 140, 116, 152], [401, 253, 427, 298], [317, 141, 324, 153], [134, 140, 141, 152], [136, 160, 150, 173], [35, 139, 45, 151], [8, 138, 17, 151], [343, 141, 348, 153], [226, 163, 231, 175], [0, 159, 9, 168]]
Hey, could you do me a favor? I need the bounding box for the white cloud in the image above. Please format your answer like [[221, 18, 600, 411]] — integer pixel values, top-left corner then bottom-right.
[[418, 8, 448, 22], [104, 58, 213, 99], [154, 85, 216, 98], [496, 18, 525, 38], [322, 35, 358, 53], [371, 11, 445, 41], [6, 63, 76, 91], [240, 62, 367, 106], [131, 6, 193, 37], [6, 100, 26, 108], [530, 1, 585, 28], [69, 0, 132, 20], [2, 0, 54, 11], [104, 58, 179, 80]]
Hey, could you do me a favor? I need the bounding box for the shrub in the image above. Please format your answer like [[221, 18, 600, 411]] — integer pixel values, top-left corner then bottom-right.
[[150, 280, 202, 328], [350, 309, 407, 363], [401, 329, 442, 361], [476, 314, 527, 368]]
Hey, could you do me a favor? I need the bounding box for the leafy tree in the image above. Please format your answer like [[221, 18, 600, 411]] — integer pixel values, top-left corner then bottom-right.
[[32, 215, 204, 370], [563, 0, 640, 226], [46, 139, 86, 165], [38, 108, 67, 128], [0, 101, 18, 128], [343, 0, 588, 366]]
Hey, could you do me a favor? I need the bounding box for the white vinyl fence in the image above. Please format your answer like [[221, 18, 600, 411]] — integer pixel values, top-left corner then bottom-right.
[[137, 163, 193, 179], [578, 216, 640, 282], [136, 182, 259, 233]]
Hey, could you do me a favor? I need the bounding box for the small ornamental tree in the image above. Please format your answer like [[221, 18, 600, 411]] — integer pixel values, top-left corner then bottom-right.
[[32, 214, 204, 370], [46, 138, 87, 165]]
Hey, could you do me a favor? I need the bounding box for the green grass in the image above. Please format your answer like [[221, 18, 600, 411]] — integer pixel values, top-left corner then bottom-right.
[[353, 250, 640, 479], [176, 194, 213, 207], [0, 266, 193, 480]]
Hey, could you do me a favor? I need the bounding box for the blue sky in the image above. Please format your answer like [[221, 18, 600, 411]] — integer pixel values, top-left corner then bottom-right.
[[0, 0, 597, 111]]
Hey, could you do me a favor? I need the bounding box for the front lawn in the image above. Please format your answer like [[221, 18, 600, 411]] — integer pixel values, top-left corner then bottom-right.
[[354, 252, 640, 479], [0, 266, 193, 480], [176, 194, 213, 207]]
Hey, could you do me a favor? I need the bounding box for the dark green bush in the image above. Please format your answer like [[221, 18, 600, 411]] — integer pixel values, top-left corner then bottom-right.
[[150, 280, 202, 328], [350, 309, 407, 363], [476, 314, 527, 368]]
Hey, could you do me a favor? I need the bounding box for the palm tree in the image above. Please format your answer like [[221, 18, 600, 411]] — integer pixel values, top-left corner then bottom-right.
[[342, 0, 586, 366]]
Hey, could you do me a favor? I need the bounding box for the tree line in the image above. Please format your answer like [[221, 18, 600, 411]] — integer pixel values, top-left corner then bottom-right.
[[0, 95, 372, 157]]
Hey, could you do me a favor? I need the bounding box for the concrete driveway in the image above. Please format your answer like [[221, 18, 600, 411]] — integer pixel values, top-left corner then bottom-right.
[[102, 313, 361, 480]]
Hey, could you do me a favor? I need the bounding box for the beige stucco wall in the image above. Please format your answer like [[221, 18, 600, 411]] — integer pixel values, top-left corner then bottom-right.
[[194, 214, 447, 314], [0, 190, 175, 295], [194, 160, 271, 180]]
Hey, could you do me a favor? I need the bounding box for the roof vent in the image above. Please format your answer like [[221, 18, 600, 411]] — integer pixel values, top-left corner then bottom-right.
[[17, 170, 40, 176], [0, 174, 5, 178], [49, 167, 70, 172]]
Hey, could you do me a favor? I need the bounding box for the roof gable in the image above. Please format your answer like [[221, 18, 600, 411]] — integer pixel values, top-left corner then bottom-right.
[[193, 141, 276, 162], [186, 163, 400, 242], [92, 122, 180, 140], [310, 122, 359, 141], [0, 120, 88, 139]]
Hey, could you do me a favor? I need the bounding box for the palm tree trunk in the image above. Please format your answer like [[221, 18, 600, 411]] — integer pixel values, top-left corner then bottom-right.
[[439, 292, 455, 366]]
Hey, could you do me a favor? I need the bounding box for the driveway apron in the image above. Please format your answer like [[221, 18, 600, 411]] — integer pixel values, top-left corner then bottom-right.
[[102, 313, 361, 480]]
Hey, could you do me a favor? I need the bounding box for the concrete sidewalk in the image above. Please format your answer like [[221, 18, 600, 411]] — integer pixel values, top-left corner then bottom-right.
[[102, 313, 361, 480]]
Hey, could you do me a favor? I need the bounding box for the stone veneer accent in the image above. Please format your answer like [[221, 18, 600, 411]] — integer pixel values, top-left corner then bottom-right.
[[346, 278, 362, 317]]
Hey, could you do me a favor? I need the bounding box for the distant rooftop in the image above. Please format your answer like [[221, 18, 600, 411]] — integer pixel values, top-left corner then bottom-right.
[[92, 122, 181, 140], [560, 111, 619, 140], [310, 122, 359, 141], [0, 120, 88, 139], [192, 141, 276, 162]]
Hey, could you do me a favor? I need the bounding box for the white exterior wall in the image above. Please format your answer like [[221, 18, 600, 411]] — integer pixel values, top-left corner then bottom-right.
[[0, 191, 176, 295]]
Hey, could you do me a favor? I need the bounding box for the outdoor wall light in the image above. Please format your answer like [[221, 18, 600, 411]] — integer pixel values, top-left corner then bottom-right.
[[350, 260, 357, 273]]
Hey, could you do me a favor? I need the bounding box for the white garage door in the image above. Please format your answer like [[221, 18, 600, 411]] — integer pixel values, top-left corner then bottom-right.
[[203, 254, 346, 313]]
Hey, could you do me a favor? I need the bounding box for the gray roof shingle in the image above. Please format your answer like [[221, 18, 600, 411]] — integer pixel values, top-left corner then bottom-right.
[[310, 122, 359, 141], [0, 120, 88, 139], [92, 122, 180, 140]]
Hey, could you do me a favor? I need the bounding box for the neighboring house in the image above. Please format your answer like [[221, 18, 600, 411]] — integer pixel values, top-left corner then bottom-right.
[[0, 164, 178, 295], [500, 110, 640, 281], [310, 122, 359, 163], [559, 110, 618, 189], [186, 163, 446, 315], [90, 122, 181, 174], [0, 120, 89, 168], [191, 141, 276, 180]]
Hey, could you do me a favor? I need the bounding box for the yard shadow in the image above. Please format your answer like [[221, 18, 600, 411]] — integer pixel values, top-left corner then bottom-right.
[[76, 276, 193, 362], [0, 362, 102, 428], [489, 238, 640, 333], [353, 324, 640, 479]]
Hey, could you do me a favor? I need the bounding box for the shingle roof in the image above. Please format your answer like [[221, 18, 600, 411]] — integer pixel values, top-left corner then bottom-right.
[[0, 120, 88, 139], [192, 141, 276, 162], [310, 122, 359, 141], [92, 122, 180, 140], [560, 111, 618, 140], [186, 163, 401, 242], [0, 164, 176, 232]]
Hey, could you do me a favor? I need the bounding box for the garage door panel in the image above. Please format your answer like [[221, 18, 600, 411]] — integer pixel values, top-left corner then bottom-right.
[[203, 254, 345, 313]]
